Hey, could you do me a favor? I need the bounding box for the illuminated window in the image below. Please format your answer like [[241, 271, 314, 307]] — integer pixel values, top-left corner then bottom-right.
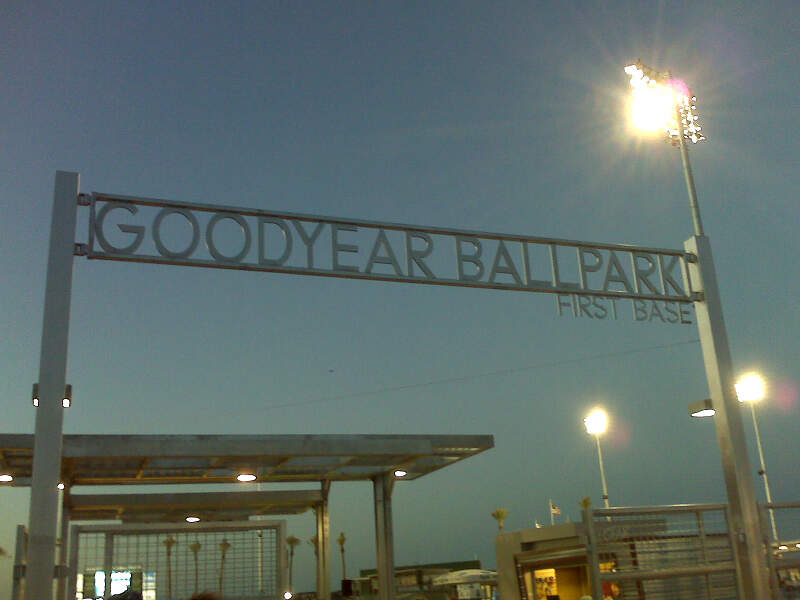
[[94, 571, 132, 598]]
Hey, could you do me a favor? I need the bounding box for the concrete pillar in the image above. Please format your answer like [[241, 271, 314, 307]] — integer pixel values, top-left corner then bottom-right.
[[316, 480, 331, 600], [372, 472, 395, 600]]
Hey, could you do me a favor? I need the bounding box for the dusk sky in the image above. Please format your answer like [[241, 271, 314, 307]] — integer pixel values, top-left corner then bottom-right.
[[1, 2, 798, 596]]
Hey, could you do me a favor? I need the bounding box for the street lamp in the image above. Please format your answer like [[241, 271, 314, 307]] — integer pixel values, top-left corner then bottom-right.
[[584, 408, 610, 509], [735, 372, 779, 541], [625, 61, 768, 598]]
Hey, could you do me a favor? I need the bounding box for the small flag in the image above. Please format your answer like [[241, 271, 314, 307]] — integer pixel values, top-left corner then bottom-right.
[[550, 501, 561, 516]]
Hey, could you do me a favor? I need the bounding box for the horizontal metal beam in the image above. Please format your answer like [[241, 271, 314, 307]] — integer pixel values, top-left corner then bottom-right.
[[593, 502, 728, 516], [600, 562, 736, 582], [69, 489, 322, 510], [87, 252, 695, 303]]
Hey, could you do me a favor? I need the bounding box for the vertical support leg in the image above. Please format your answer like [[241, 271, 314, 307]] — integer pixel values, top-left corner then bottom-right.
[[373, 473, 395, 600], [27, 171, 80, 600], [315, 481, 332, 600], [56, 501, 70, 600], [11, 524, 27, 600], [277, 521, 288, 598], [685, 235, 769, 599], [103, 533, 114, 599], [67, 525, 80, 600], [321, 481, 331, 600], [581, 499, 603, 600]]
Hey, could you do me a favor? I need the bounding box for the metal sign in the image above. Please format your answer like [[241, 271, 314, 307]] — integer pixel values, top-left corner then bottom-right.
[[89, 193, 697, 309]]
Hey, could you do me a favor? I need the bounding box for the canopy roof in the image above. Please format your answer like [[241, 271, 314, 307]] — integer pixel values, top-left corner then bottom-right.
[[0, 433, 493, 486]]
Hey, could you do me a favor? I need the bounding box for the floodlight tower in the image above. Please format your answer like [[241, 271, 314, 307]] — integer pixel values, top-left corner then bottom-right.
[[584, 408, 611, 509], [736, 372, 779, 541], [624, 61, 769, 599]]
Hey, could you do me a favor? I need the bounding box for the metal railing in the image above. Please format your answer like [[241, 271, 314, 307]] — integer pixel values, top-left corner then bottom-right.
[[761, 501, 800, 599], [582, 502, 739, 599]]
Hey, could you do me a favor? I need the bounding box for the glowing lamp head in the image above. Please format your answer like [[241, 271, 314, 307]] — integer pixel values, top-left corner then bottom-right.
[[0, 474, 13, 483], [584, 408, 608, 435], [631, 82, 676, 132], [393, 469, 407, 478], [284, 592, 294, 600], [624, 62, 705, 143], [186, 516, 200, 523], [57, 482, 65, 490], [735, 372, 765, 403], [237, 473, 257, 482]]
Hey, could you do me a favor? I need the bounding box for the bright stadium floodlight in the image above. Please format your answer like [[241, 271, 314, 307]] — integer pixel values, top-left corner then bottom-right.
[[625, 59, 768, 599], [735, 372, 766, 403], [584, 408, 611, 509], [624, 61, 705, 145], [584, 408, 608, 435]]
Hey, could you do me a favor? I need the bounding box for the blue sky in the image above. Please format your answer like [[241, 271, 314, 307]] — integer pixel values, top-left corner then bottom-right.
[[1, 1, 799, 595]]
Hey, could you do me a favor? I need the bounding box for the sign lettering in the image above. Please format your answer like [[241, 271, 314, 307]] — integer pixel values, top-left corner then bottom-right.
[[89, 194, 697, 313]]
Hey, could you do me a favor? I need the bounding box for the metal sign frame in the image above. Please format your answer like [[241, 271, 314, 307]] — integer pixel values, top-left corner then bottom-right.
[[24, 172, 766, 600], [87, 192, 697, 303]]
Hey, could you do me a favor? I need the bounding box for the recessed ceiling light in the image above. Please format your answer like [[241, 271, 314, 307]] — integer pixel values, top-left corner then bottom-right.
[[186, 516, 200, 523], [237, 473, 257, 482]]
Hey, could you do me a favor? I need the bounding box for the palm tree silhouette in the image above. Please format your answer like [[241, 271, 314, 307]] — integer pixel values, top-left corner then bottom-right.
[[337, 532, 347, 579], [218, 539, 231, 593], [287, 535, 301, 590], [189, 541, 202, 594], [162, 536, 177, 599], [491, 508, 509, 532]]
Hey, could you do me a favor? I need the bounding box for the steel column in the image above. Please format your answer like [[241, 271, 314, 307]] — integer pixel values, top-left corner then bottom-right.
[[580, 499, 603, 600], [277, 520, 288, 598], [103, 532, 114, 599], [749, 402, 779, 540], [27, 171, 80, 600], [372, 473, 395, 600], [315, 482, 331, 600], [56, 501, 70, 600], [595, 435, 610, 509], [11, 524, 27, 600], [685, 235, 770, 599], [67, 525, 80, 600]]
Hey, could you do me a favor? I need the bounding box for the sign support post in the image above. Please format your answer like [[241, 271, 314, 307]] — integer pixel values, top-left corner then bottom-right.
[[27, 171, 79, 600], [686, 234, 769, 599]]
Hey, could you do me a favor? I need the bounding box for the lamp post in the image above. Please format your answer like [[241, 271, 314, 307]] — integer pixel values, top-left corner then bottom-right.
[[736, 372, 779, 541], [584, 408, 610, 509], [625, 61, 769, 599]]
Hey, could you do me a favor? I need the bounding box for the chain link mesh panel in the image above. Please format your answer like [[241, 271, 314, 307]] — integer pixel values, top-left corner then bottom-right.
[[74, 522, 283, 600], [588, 505, 738, 599]]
